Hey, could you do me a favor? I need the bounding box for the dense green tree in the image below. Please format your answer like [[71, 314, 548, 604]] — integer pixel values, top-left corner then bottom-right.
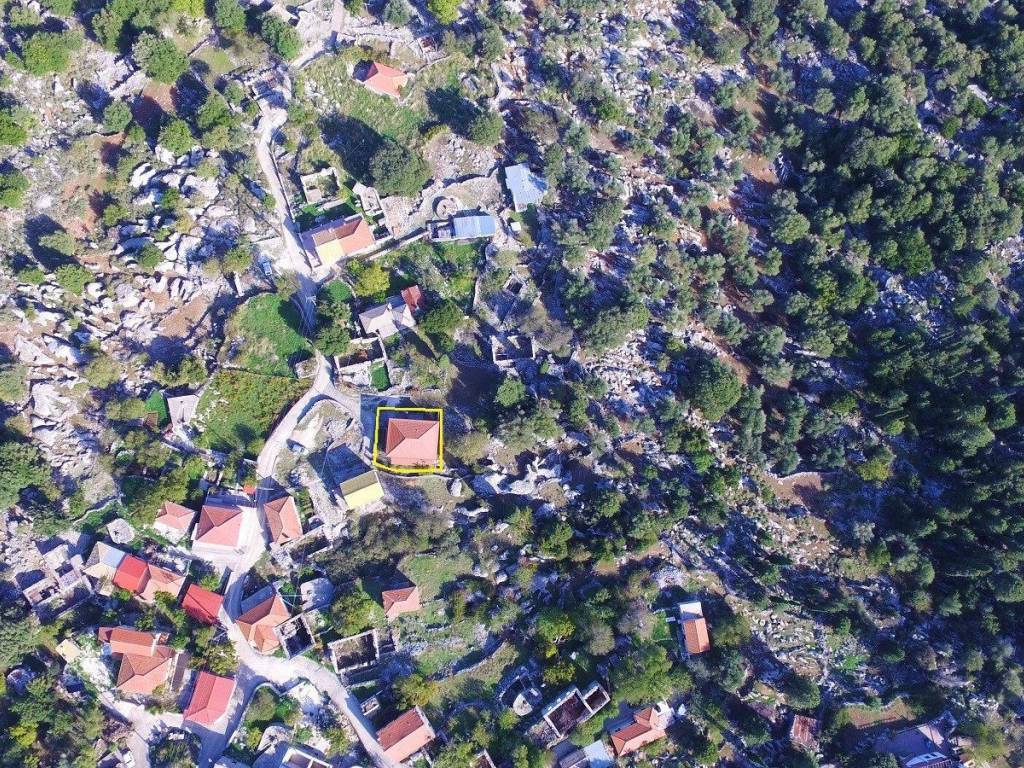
[[0, 441, 51, 509], [133, 34, 188, 82], [369, 140, 430, 196], [261, 15, 301, 59]]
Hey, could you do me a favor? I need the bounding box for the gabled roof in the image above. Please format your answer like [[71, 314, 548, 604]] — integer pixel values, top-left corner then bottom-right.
[[155, 501, 197, 531], [194, 504, 244, 548], [183, 671, 235, 726], [113, 555, 149, 594], [139, 563, 186, 603], [682, 616, 710, 655], [378, 707, 435, 763], [339, 469, 384, 507], [383, 418, 440, 467], [98, 626, 165, 657], [363, 61, 409, 97], [116, 647, 175, 695], [309, 215, 374, 256], [263, 495, 302, 546], [382, 585, 420, 618], [236, 592, 290, 653], [504, 163, 547, 209], [609, 707, 668, 756], [182, 584, 224, 625], [85, 541, 127, 578]]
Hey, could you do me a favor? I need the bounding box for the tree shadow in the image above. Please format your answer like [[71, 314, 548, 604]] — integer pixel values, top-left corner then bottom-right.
[[425, 87, 479, 139], [24, 215, 74, 271], [320, 113, 387, 183]]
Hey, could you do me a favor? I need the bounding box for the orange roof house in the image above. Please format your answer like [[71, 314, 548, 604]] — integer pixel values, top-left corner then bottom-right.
[[609, 705, 670, 757], [153, 501, 198, 540], [112, 556, 185, 603], [679, 600, 710, 656], [193, 504, 245, 549], [98, 627, 167, 657], [263, 494, 303, 547], [113, 555, 149, 594], [236, 592, 290, 653], [400, 285, 425, 312], [183, 671, 235, 726], [362, 61, 409, 98], [306, 215, 374, 267], [381, 585, 420, 619], [378, 707, 435, 763], [383, 418, 441, 468], [182, 584, 224, 625], [116, 647, 176, 695]]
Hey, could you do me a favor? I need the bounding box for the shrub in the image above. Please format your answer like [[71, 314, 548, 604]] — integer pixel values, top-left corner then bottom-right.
[[159, 118, 195, 155], [260, 15, 301, 60], [136, 243, 163, 271], [0, 111, 29, 147], [54, 263, 92, 294], [133, 34, 188, 83], [213, 0, 246, 34], [0, 440, 51, 510], [21, 30, 81, 75], [427, 0, 459, 24], [468, 109, 503, 146], [102, 100, 133, 133], [0, 170, 29, 208], [382, 0, 410, 25], [369, 140, 430, 196]]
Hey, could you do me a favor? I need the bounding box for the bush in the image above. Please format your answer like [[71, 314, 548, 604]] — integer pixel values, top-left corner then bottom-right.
[[136, 243, 163, 271], [21, 30, 81, 75], [103, 100, 133, 133], [133, 34, 188, 83], [348, 260, 389, 298], [260, 15, 301, 60], [783, 673, 821, 711], [54, 263, 92, 294], [159, 118, 195, 155], [0, 363, 28, 403], [369, 140, 430, 196], [427, 0, 459, 24], [689, 354, 742, 422], [468, 109, 503, 145], [0, 170, 29, 208], [43, 0, 76, 15], [0, 111, 29, 147], [214, 0, 246, 34], [0, 440, 52, 510], [382, 0, 410, 25]]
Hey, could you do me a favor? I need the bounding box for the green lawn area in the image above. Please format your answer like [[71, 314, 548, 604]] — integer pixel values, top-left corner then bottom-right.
[[194, 370, 307, 456], [195, 46, 235, 78], [320, 279, 353, 303], [226, 294, 312, 377], [385, 240, 481, 305], [370, 364, 390, 390], [400, 551, 474, 601], [144, 390, 170, 427], [428, 641, 519, 719]]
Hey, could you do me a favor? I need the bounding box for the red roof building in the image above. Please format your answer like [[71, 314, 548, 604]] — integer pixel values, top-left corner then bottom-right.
[[679, 600, 711, 656], [116, 647, 176, 696], [153, 501, 197, 538], [263, 494, 303, 546], [112, 555, 149, 594], [307, 215, 375, 267], [381, 585, 420, 619], [609, 705, 670, 757], [362, 61, 409, 98], [182, 584, 224, 625], [236, 592, 290, 653], [383, 418, 441, 468], [378, 707, 435, 763], [98, 627, 167, 657], [194, 504, 244, 549], [400, 285, 425, 313], [183, 671, 235, 726], [790, 714, 820, 752]]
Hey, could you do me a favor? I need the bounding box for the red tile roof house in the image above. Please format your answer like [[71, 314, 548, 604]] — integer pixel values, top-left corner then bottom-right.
[[361, 61, 410, 98], [181, 584, 224, 625], [236, 591, 291, 653], [183, 671, 235, 726], [382, 418, 441, 469], [98, 627, 179, 697], [153, 501, 198, 542], [381, 585, 420, 619], [112, 555, 186, 603], [263, 494, 303, 547], [304, 214, 375, 268], [377, 707, 435, 764], [191, 501, 259, 559], [608, 704, 671, 757], [678, 600, 711, 656]]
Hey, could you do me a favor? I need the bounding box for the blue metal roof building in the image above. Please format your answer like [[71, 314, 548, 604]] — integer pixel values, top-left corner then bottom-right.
[[452, 214, 498, 240]]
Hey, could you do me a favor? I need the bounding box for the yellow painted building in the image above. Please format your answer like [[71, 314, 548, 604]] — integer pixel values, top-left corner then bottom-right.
[[340, 469, 385, 508]]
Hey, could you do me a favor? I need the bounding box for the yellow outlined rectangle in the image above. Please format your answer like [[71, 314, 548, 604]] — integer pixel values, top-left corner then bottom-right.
[[371, 406, 444, 474]]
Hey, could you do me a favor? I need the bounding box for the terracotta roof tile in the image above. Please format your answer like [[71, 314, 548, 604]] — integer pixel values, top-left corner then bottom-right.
[[113, 555, 149, 594], [682, 616, 710, 655], [116, 647, 175, 695], [382, 585, 420, 618], [155, 501, 198, 531], [378, 708, 434, 763], [194, 504, 244, 548], [183, 671, 235, 725], [383, 418, 440, 467], [236, 593, 290, 653], [264, 495, 303, 545], [182, 584, 224, 625], [363, 61, 409, 97]]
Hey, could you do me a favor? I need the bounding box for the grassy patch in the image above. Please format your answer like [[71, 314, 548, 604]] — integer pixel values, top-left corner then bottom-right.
[[195, 46, 235, 78], [370, 364, 390, 391], [429, 641, 519, 719], [227, 293, 312, 377], [144, 390, 170, 427], [194, 370, 307, 456], [321, 279, 353, 303], [383, 240, 481, 305], [400, 551, 474, 601]]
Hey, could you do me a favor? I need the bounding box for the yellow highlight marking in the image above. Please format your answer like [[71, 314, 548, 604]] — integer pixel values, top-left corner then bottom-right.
[[371, 406, 444, 475]]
